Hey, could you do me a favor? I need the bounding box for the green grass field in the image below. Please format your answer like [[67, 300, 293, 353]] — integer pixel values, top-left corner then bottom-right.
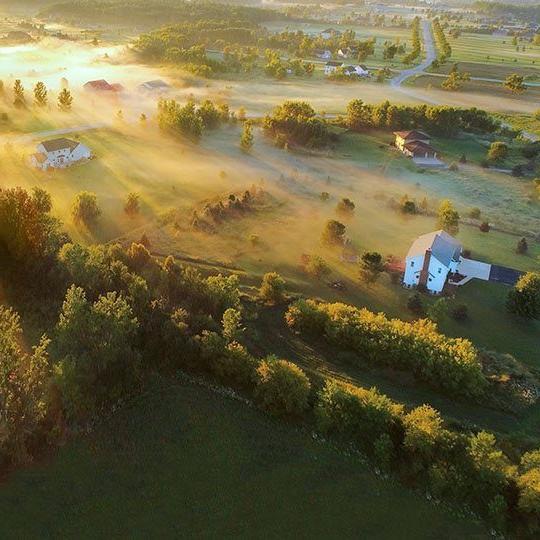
[[0, 378, 487, 539], [442, 32, 540, 75]]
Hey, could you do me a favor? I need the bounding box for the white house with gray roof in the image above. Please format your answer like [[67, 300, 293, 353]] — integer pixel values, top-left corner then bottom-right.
[[403, 230, 462, 294], [403, 230, 524, 294], [30, 138, 92, 170]]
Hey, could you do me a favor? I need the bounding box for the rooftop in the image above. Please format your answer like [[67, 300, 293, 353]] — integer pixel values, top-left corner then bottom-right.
[[40, 138, 79, 153], [407, 230, 462, 267], [394, 130, 430, 141]]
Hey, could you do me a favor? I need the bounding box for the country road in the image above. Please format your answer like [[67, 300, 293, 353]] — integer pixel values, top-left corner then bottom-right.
[[389, 19, 538, 141], [390, 19, 437, 88]]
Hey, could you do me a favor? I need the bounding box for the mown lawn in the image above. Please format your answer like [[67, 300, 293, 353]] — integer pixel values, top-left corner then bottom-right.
[[442, 33, 540, 73], [0, 379, 487, 539]]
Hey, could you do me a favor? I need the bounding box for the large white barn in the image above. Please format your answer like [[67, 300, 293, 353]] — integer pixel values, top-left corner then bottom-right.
[[30, 138, 92, 170]]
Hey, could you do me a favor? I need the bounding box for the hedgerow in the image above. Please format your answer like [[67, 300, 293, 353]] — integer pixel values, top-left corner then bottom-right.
[[285, 299, 487, 397]]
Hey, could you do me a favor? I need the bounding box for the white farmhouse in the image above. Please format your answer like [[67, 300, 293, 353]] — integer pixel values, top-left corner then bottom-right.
[[343, 64, 369, 77], [403, 230, 462, 294], [30, 138, 92, 170], [324, 61, 343, 75]]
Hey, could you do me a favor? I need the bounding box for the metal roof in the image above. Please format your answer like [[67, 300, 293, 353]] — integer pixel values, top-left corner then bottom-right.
[[406, 230, 461, 267]]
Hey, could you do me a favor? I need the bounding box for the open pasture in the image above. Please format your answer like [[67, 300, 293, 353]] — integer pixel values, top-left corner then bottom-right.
[[5, 124, 538, 361], [444, 32, 540, 75], [0, 379, 486, 539]]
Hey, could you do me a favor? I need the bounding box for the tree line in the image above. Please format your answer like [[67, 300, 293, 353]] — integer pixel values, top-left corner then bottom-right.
[[1, 79, 73, 111]]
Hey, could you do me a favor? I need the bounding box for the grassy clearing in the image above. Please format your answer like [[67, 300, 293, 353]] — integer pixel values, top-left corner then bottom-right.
[[408, 74, 540, 106], [495, 112, 540, 138], [443, 33, 540, 74], [0, 379, 487, 539]]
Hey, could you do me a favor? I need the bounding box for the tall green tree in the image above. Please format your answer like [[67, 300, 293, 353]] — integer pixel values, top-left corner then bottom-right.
[[72, 191, 101, 226], [0, 306, 51, 465], [437, 199, 459, 235], [54, 286, 140, 420], [240, 120, 254, 152]]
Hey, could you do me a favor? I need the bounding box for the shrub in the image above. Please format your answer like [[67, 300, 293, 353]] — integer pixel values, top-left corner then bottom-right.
[[407, 293, 423, 315], [316, 379, 403, 452], [479, 221, 490, 232], [255, 357, 311, 416], [451, 304, 469, 321], [507, 272, 540, 319], [259, 272, 286, 304], [200, 331, 258, 388]]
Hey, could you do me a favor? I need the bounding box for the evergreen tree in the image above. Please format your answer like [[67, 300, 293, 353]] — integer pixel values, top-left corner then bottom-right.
[[33, 81, 48, 107], [13, 79, 25, 108], [240, 120, 254, 152], [57, 88, 73, 111]]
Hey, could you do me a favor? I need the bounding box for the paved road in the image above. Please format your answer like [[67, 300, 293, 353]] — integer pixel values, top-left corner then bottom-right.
[[390, 19, 437, 88], [389, 20, 539, 142]]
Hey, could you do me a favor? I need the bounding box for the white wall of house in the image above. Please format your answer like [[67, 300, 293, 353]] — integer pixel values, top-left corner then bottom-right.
[[426, 255, 450, 293], [403, 254, 424, 287], [403, 253, 451, 293]]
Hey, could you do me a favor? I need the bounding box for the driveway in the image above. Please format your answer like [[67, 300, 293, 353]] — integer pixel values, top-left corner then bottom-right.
[[488, 265, 524, 286]]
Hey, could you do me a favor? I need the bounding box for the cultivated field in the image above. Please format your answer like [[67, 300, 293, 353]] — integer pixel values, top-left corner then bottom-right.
[[443, 32, 540, 76]]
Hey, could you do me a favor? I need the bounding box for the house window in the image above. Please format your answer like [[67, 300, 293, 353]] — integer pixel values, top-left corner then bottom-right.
[[410, 261, 414, 267], [438, 268, 442, 274], [429, 277, 432, 282]]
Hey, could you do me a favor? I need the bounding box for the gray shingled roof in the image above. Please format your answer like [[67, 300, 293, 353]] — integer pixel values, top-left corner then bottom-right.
[[41, 138, 79, 152], [406, 230, 462, 267]]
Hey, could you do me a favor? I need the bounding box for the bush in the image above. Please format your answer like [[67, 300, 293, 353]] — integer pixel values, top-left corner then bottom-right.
[[407, 293, 423, 315], [255, 357, 311, 416], [199, 331, 258, 388], [479, 221, 490, 232], [451, 304, 469, 321], [507, 272, 540, 319], [259, 272, 286, 304], [316, 379, 403, 452]]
